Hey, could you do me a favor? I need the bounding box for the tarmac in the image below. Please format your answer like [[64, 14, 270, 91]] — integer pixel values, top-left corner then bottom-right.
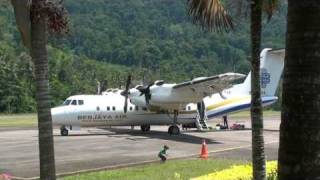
[[0, 116, 280, 179]]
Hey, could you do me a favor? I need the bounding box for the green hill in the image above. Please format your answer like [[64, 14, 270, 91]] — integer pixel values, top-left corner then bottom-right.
[[0, 1, 286, 113]]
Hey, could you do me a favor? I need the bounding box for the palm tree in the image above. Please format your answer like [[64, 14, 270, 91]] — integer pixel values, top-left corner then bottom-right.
[[278, 1, 320, 179], [188, 0, 277, 179], [249, 1, 266, 179], [11, 0, 68, 179], [31, 7, 56, 179]]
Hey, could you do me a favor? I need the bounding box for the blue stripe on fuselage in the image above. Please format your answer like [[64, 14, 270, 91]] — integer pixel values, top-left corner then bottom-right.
[[207, 97, 277, 118]]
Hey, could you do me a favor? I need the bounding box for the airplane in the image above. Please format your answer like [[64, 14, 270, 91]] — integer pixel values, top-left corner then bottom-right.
[[51, 48, 284, 136]]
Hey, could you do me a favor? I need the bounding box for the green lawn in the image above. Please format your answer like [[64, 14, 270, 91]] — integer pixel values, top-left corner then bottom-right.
[[0, 114, 37, 127], [61, 159, 240, 180], [230, 110, 280, 118]]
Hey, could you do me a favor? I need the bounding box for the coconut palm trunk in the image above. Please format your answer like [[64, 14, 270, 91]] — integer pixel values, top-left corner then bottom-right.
[[187, 1, 270, 179], [250, 0, 266, 179], [278, 1, 320, 179], [31, 1, 56, 179]]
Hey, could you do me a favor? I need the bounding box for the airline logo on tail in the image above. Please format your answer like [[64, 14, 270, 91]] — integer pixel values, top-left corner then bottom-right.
[[261, 68, 271, 88]]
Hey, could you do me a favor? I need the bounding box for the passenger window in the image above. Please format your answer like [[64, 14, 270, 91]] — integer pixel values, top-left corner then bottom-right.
[[112, 106, 116, 111], [135, 106, 139, 111], [71, 100, 77, 105], [129, 107, 133, 111], [78, 100, 84, 105], [188, 106, 191, 111], [107, 106, 110, 111]]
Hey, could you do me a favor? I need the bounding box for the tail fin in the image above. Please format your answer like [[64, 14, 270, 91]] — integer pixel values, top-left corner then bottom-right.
[[240, 48, 285, 96]]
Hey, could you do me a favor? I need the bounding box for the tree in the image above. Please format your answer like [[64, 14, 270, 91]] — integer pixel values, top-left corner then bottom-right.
[[11, 0, 68, 179], [278, 1, 320, 179], [187, 0, 277, 179], [249, 1, 265, 179], [31, 5, 56, 178]]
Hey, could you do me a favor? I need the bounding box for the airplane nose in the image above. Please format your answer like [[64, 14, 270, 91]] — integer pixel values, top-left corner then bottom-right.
[[51, 107, 64, 125]]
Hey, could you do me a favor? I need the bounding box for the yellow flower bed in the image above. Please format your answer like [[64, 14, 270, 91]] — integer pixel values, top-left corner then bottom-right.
[[192, 161, 277, 180]]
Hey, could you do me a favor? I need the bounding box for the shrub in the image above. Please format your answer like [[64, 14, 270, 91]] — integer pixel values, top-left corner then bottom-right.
[[192, 161, 277, 180]]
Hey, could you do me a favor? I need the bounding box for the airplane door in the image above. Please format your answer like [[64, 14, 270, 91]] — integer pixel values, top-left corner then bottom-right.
[[94, 105, 104, 126], [64, 100, 80, 128]]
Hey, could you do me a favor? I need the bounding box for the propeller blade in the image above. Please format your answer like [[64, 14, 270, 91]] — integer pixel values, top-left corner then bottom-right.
[[125, 75, 131, 92], [124, 96, 128, 113], [123, 75, 131, 113], [137, 82, 153, 106], [145, 92, 150, 106], [144, 83, 153, 106]]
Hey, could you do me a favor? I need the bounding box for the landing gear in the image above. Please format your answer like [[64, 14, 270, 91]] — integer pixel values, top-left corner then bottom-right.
[[168, 110, 180, 135], [168, 125, 180, 135], [60, 126, 69, 136], [173, 110, 178, 125], [141, 125, 150, 132]]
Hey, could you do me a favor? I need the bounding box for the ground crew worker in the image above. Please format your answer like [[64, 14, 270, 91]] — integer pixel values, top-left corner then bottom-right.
[[158, 145, 169, 162], [223, 115, 229, 129]]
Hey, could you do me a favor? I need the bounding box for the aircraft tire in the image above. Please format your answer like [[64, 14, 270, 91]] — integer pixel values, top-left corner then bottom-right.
[[168, 126, 173, 135], [60, 128, 69, 136], [168, 125, 180, 135], [141, 125, 150, 132]]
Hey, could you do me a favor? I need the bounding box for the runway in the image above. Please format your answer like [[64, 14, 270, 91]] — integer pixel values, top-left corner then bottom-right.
[[0, 116, 280, 179]]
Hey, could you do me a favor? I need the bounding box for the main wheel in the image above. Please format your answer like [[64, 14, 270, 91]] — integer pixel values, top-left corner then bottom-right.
[[168, 126, 173, 135], [141, 125, 150, 132], [60, 128, 69, 136], [168, 125, 180, 135]]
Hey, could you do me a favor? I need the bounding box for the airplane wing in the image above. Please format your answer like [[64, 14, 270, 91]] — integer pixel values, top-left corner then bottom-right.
[[126, 72, 246, 111], [172, 73, 245, 97]]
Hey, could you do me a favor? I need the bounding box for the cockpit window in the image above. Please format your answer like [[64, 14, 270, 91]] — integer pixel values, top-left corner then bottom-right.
[[71, 100, 77, 105], [63, 100, 71, 106], [78, 100, 84, 105]]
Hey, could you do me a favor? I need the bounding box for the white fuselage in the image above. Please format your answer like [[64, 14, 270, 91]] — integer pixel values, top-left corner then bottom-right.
[[51, 89, 278, 128], [51, 91, 197, 128]]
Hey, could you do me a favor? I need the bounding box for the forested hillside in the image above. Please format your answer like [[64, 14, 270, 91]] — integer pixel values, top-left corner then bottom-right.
[[0, 0, 286, 113]]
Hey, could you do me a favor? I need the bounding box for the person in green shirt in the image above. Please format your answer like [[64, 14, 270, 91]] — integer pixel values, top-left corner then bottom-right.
[[158, 145, 169, 162]]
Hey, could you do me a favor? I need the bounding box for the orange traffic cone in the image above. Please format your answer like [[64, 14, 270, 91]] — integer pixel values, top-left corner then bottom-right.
[[200, 139, 209, 159]]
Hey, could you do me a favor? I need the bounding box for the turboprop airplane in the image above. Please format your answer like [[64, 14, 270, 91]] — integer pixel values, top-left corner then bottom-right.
[[51, 48, 284, 136]]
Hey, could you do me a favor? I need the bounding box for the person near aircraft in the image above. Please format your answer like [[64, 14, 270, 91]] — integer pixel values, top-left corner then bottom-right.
[[223, 115, 229, 129], [158, 145, 169, 162]]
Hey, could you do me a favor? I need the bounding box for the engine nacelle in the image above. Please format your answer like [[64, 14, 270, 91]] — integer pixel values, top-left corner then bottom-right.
[[130, 97, 148, 108]]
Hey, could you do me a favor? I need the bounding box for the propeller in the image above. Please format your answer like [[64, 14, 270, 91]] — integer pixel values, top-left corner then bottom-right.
[[137, 83, 153, 106], [121, 75, 132, 113]]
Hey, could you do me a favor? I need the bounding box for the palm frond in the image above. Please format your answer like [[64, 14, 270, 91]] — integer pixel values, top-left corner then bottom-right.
[[188, 0, 233, 32], [11, 0, 32, 48]]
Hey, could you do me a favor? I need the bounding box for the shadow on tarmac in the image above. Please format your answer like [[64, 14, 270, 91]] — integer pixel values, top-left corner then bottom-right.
[[55, 127, 222, 145]]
